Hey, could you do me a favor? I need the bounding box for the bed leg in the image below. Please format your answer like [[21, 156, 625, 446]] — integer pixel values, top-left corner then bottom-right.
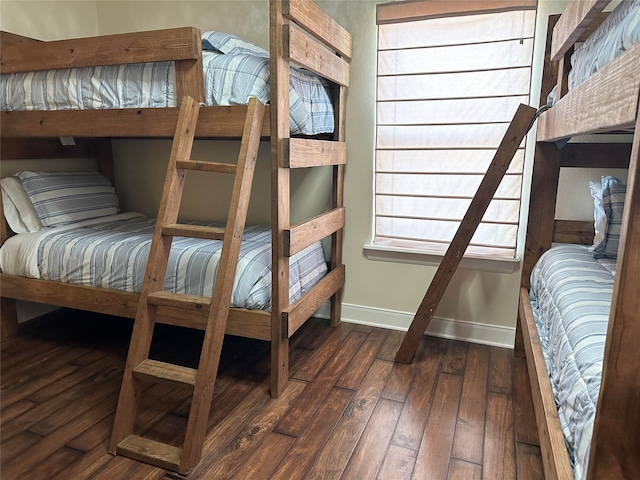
[[271, 335, 289, 398], [514, 310, 525, 358], [330, 290, 342, 328], [1, 297, 19, 338]]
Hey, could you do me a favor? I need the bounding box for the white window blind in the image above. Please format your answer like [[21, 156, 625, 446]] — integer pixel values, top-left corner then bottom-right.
[[374, 2, 536, 259]]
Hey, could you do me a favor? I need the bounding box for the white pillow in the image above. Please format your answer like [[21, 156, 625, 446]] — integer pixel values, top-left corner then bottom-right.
[[17, 171, 119, 228], [1, 176, 43, 233]]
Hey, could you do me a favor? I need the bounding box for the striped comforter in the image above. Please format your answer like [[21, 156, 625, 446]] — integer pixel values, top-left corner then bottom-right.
[[529, 244, 616, 480], [0, 213, 328, 311], [0, 52, 334, 136]]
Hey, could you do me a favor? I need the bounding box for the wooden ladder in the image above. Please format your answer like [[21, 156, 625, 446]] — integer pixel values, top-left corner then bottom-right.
[[395, 104, 537, 364], [108, 96, 265, 474]]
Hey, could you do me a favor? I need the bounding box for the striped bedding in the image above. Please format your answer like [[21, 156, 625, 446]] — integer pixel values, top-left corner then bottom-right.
[[0, 212, 328, 311], [529, 244, 616, 480], [0, 44, 334, 136]]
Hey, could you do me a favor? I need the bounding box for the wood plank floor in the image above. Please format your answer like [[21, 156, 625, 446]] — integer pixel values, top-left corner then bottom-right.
[[1, 309, 544, 479]]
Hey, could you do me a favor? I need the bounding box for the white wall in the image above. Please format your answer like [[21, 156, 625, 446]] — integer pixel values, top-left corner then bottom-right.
[[0, 1, 98, 40], [2, 0, 623, 346]]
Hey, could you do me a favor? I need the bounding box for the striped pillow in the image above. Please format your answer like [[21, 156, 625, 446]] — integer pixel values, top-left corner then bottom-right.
[[590, 176, 626, 258], [17, 171, 119, 228], [201, 31, 269, 57]]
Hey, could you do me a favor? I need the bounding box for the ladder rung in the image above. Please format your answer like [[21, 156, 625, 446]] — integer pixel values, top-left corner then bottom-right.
[[133, 359, 197, 387], [117, 434, 181, 471], [147, 291, 212, 311], [162, 223, 225, 240], [176, 159, 237, 174]]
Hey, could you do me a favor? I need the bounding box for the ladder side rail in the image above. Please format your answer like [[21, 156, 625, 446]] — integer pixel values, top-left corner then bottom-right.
[[109, 96, 200, 453], [179, 98, 265, 472], [395, 104, 537, 364]]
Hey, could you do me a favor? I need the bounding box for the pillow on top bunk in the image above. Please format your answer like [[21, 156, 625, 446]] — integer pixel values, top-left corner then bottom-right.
[[589, 175, 626, 258], [16, 171, 119, 228], [201, 31, 269, 58], [1, 176, 43, 233]]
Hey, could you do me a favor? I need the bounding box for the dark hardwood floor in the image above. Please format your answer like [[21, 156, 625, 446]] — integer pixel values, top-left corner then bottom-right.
[[1, 309, 544, 479]]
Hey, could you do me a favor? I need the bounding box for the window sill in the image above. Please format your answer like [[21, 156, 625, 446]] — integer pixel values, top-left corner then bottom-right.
[[363, 243, 520, 274]]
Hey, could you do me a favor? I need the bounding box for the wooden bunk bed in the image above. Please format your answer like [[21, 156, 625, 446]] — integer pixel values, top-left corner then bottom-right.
[[517, 1, 640, 479], [0, 0, 351, 407]]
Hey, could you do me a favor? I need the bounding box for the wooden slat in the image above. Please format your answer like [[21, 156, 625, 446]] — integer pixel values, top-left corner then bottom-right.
[[1, 105, 271, 138], [0, 274, 270, 340], [0, 31, 43, 47], [550, 0, 609, 61], [0, 274, 140, 318], [284, 0, 352, 60], [159, 305, 271, 341], [162, 223, 225, 240], [147, 291, 211, 311], [519, 289, 573, 480], [286, 138, 346, 168], [282, 264, 345, 338], [116, 435, 181, 471], [0, 27, 201, 73], [537, 43, 640, 142], [133, 359, 197, 387], [552, 220, 594, 245], [285, 25, 349, 87], [395, 104, 537, 364], [176, 160, 237, 174], [284, 207, 344, 256]]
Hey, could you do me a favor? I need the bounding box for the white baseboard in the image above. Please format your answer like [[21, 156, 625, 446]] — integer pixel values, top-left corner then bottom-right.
[[315, 302, 515, 349]]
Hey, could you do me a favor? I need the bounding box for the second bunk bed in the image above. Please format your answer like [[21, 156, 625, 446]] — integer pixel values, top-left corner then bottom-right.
[[517, 1, 639, 479], [0, 0, 351, 400]]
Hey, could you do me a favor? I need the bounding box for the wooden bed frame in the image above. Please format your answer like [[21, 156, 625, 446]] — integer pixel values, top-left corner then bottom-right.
[[516, 2, 640, 479], [0, 0, 351, 399]]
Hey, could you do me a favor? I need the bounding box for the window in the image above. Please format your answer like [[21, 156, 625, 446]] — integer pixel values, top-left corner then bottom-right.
[[369, 0, 537, 263]]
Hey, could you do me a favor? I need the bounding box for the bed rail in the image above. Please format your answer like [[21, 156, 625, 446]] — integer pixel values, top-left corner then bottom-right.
[[0, 27, 204, 103], [550, 0, 609, 61], [536, 0, 640, 141], [537, 42, 640, 141]]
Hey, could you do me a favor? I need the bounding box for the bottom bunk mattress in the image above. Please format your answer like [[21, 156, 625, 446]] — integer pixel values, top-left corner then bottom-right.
[[529, 244, 616, 480], [0, 212, 327, 311]]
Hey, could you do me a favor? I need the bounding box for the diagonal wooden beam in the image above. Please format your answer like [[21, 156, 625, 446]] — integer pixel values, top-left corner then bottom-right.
[[395, 103, 537, 364]]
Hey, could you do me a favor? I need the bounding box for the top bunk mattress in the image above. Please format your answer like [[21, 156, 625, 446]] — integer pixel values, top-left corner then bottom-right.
[[529, 244, 616, 480], [0, 212, 328, 311], [0, 31, 335, 136], [548, 0, 640, 105]]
